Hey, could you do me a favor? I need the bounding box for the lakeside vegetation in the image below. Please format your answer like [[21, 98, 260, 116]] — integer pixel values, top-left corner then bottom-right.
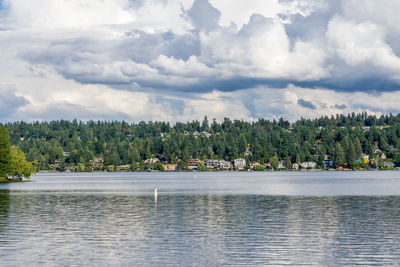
[[3, 113, 400, 172], [0, 126, 36, 181]]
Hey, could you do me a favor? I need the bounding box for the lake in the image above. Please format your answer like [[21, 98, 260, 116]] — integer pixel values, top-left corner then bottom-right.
[[1, 171, 400, 266]]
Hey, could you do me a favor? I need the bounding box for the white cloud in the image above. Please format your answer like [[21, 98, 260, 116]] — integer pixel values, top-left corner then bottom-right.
[[327, 16, 400, 76], [201, 14, 327, 80]]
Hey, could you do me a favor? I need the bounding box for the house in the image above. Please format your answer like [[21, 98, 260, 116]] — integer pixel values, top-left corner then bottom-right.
[[244, 147, 252, 157], [278, 161, 286, 169], [249, 161, 261, 170], [218, 160, 231, 170], [323, 160, 333, 168], [383, 162, 395, 168], [373, 144, 382, 154], [116, 165, 131, 172], [63, 151, 70, 157], [202, 131, 212, 138], [193, 131, 200, 137], [205, 159, 231, 170], [292, 163, 299, 170], [163, 164, 177, 171], [188, 159, 200, 170], [205, 159, 219, 169], [93, 157, 104, 164], [126, 134, 134, 138], [234, 158, 246, 170], [361, 154, 369, 164], [300, 162, 317, 169], [144, 158, 160, 164], [92, 157, 104, 171], [64, 166, 76, 172]]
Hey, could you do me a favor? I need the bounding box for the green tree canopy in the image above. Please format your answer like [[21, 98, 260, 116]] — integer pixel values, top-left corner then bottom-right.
[[9, 145, 36, 179], [0, 126, 11, 178]]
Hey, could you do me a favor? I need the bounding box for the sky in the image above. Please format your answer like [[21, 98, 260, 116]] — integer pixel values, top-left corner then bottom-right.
[[1, 0, 400, 123]]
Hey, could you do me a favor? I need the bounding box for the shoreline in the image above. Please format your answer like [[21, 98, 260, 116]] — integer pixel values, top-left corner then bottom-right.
[[0, 177, 27, 183], [37, 168, 398, 174]]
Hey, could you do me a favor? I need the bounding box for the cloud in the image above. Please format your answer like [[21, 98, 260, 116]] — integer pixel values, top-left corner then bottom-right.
[[1, 0, 400, 123], [0, 87, 29, 121], [188, 0, 220, 32], [297, 99, 316, 109], [334, 104, 346, 110]]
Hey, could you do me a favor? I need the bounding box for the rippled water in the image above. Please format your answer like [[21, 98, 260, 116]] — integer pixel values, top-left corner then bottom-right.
[[1, 172, 400, 266]]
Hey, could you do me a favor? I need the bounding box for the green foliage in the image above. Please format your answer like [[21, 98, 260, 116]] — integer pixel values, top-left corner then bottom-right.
[[253, 164, 265, 171], [177, 160, 186, 170], [0, 126, 11, 178], [8, 145, 36, 178], [4, 113, 400, 172], [106, 165, 115, 172], [131, 162, 138, 171], [334, 143, 345, 167], [197, 163, 207, 172], [269, 155, 279, 170], [153, 162, 165, 171], [285, 156, 292, 170]]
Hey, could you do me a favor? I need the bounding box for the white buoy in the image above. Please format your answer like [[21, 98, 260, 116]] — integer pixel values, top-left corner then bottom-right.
[[154, 187, 158, 202]]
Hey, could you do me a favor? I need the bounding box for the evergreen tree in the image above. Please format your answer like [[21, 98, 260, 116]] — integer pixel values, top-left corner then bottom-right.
[[354, 137, 363, 158], [285, 156, 292, 170], [346, 143, 356, 169], [334, 142, 345, 167], [201, 116, 209, 131]]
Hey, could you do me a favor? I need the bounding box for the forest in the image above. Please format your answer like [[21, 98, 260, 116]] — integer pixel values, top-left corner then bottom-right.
[[4, 112, 400, 172]]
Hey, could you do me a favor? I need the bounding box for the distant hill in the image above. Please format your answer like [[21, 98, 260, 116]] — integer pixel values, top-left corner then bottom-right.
[[5, 113, 400, 171]]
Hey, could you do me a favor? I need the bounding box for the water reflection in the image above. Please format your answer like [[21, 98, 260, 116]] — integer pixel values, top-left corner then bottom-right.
[[1, 192, 400, 266], [0, 190, 10, 241]]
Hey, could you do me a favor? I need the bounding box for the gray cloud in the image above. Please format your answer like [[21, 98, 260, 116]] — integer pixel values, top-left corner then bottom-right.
[[188, 0, 220, 33], [298, 99, 316, 109], [335, 104, 346, 109], [0, 87, 29, 121], [29, 102, 132, 122]]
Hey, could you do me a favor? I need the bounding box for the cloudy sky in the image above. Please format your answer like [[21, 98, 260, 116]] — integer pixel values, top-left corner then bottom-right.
[[1, 0, 400, 123]]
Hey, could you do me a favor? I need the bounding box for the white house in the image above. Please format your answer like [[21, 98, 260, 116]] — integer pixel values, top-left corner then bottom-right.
[[300, 162, 317, 169], [234, 158, 246, 170]]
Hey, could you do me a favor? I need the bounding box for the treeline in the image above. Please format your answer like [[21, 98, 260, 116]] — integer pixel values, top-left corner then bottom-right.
[[5, 112, 400, 171]]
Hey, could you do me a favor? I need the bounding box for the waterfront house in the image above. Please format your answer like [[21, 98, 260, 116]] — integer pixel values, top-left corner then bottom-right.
[[219, 160, 231, 170], [163, 164, 177, 171], [383, 162, 395, 168], [234, 158, 246, 170], [116, 165, 131, 172], [188, 159, 201, 170], [205, 159, 219, 169], [300, 162, 317, 169], [278, 161, 286, 169]]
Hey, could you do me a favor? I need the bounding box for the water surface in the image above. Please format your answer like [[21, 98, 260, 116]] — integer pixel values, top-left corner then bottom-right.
[[1, 171, 400, 266]]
